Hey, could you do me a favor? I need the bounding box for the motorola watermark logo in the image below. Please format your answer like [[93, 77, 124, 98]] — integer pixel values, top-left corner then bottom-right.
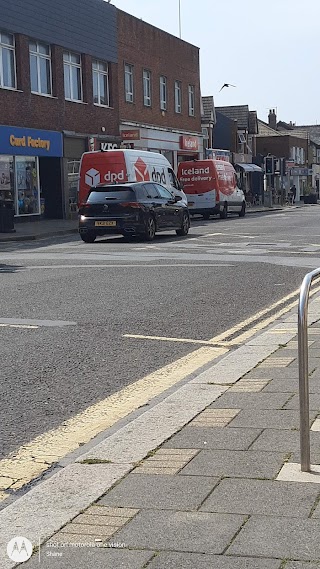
[[7, 536, 33, 562]]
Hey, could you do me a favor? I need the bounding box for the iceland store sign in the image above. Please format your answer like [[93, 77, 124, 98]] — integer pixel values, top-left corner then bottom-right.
[[0, 126, 63, 157]]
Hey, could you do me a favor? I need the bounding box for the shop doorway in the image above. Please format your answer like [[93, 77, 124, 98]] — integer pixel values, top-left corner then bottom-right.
[[39, 158, 63, 218]]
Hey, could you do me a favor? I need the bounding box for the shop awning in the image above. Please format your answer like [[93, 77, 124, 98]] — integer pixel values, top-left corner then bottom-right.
[[236, 163, 263, 173]]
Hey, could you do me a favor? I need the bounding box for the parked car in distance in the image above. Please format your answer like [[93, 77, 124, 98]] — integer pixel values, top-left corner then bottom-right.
[[78, 181, 190, 243]]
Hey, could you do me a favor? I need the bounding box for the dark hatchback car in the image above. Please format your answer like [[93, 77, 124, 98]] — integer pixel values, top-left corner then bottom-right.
[[78, 181, 190, 243]]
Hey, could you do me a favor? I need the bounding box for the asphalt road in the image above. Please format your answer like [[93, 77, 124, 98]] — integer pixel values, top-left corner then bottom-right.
[[1, 205, 320, 458]]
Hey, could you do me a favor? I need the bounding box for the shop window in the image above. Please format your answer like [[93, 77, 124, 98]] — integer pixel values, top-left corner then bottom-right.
[[63, 51, 82, 102], [188, 85, 195, 116], [0, 31, 16, 89], [160, 76, 167, 111], [174, 80, 182, 114], [0, 156, 14, 201], [68, 160, 80, 213], [143, 69, 151, 107], [124, 63, 134, 103], [29, 41, 52, 96], [93, 60, 110, 107], [15, 157, 40, 215]]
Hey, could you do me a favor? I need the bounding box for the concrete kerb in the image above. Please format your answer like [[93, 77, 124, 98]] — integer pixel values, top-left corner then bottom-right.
[[1, 293, 320, 566]]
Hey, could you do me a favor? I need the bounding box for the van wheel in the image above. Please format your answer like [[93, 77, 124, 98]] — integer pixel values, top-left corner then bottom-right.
[[202, 212, 211, 220], [220, 203, 228, 219], [143, 216, 156, 241], [80, 232, 96, 243], [176, 212, 190, 236], [239, 202, 246, 217]]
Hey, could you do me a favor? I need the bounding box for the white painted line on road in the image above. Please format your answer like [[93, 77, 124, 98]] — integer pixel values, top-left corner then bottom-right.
[[23, 263, 235, 269], [123, 333, 231, 346], [0, 324, 38, 329], [0, 318, 76, 327]]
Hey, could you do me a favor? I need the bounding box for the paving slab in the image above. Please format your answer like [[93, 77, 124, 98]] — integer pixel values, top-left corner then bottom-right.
[[146, 552, 281, 569], [229, 409, 317, 430], [277, 463, 320, 484], [98, 474, 219, 510], [244, 368, 298, 380], [163, 427, 262, 450], [209, 392, 290, 410], [21, 547, 154, 568], [200, 478, 320, 517], [285, 563, 320, 569], [227, 515, 320, 561], [180, 450, 286, 479], [251, 428, 320, 453], [284, 392, 320, 410], [262, 379, 298, 392], [115, 509, 245, 554]]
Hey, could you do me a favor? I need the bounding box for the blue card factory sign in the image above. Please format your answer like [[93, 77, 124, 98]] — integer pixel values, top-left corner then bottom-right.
[[0, 125, 63, 157]]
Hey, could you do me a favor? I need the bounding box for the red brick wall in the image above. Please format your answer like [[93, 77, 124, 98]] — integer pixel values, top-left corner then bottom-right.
[[118, 11, 201, 133], [0, 34, 119, 136]]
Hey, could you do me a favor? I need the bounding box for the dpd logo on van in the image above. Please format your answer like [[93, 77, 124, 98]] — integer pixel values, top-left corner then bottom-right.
[[134, 158, 150, 182], [85, 168, 101, 187]]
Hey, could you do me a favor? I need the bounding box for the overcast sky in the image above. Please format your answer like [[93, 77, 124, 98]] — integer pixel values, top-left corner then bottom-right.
[[111, 0, 318, 125]]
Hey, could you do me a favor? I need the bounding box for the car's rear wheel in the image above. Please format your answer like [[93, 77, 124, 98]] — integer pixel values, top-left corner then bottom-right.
[[220, 203, 228, 219], [176, 212, 190, 236], [80, 232, 96, 243], [239, 202, 246, 217], [143, 215, 156, 241]]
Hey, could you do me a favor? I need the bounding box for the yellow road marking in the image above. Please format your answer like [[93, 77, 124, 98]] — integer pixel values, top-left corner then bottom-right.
[[0, 345, 227, 491]]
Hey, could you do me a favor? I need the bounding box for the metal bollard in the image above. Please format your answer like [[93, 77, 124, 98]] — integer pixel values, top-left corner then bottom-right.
[[298, 268, 320, 472]]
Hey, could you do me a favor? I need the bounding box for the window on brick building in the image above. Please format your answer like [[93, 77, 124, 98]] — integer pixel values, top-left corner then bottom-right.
[[188, 85, 195, 116], [124, 63, 134, 103], [93, 60, 110, 107], [63, 51, 82, 102], [143, 69, 151, 107], [0, 31, 16, 89], [29, 41, 52, 96], [174, 80, 182, 113], [160, 76, 167, 111]]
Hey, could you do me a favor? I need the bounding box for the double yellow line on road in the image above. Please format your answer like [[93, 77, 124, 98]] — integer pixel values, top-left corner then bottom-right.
[[1, 281, 320, 502]]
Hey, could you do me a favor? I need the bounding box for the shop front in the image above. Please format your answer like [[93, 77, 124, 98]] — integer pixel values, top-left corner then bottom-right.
[[0, 125, 63, 220], [64, 133, 122, 218], [119, 124, 203, 171]]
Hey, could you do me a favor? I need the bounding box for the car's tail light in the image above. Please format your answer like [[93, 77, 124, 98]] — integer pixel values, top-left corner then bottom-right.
[[120, 202, 143, 208]]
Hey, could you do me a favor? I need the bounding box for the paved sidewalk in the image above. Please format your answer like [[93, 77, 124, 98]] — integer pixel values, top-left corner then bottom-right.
[[2, 297, 320, 567], [0, 219, 78, 242]]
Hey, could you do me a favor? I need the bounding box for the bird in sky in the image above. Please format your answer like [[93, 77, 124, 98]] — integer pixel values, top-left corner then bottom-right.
[[219, 83, 236, 92]]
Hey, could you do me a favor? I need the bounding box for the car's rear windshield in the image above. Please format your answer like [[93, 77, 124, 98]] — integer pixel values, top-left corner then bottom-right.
[[88, 187, 135, 203]]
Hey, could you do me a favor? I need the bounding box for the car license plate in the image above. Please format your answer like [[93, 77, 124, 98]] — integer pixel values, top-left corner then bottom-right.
[[188, 202, 195, 206], [95, 221, 116, 227]]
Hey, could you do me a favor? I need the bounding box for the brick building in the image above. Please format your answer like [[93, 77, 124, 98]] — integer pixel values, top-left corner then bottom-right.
[[117, 11, 203, 170], [0, 0, 118, 220], [0, 0, 203, 221]]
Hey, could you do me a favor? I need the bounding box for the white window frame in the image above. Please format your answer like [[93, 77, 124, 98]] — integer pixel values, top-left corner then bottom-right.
[[63, 51, 83, 102], [160, 75, 167, 111], [174, 80, 182, 114], [125, 63, 134, 103], [0, 31, 16, 90], [238, 133, 246, 144], [188, 84, 195, 116], [92, 59, 110, 107], [29, 40, 52, 96], [143, 69, 151, 107]]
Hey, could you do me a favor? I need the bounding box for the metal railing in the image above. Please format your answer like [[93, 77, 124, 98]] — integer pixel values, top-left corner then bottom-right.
[[298, 268, 320, 472]]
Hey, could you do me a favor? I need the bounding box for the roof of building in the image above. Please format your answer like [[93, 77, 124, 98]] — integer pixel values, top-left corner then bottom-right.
[[201, 96, 216, 123], [215, 105, 249, 129]]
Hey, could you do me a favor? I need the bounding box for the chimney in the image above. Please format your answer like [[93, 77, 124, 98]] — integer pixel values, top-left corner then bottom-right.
[[268, 109, 277, 130]]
